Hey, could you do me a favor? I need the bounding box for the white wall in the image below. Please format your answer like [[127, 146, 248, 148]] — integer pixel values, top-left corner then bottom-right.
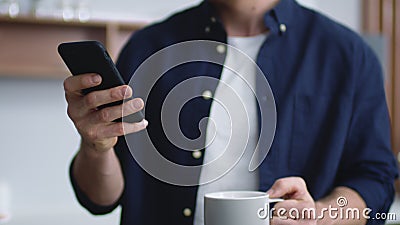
[[297, 0, 361, 32], [0, 78, 121, 225], [88, 0, 202, 22], [0, 1, 364, 225], [14, 0, 202, 22], [13, 0, 361, 27]]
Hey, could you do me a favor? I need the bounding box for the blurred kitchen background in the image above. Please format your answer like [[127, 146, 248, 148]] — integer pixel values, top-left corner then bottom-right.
[[0, 0, 399, 224]]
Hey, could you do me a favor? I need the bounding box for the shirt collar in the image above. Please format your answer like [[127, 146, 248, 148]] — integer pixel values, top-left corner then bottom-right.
[[264, 0, 297, 35], [200, 0, 297, 36]]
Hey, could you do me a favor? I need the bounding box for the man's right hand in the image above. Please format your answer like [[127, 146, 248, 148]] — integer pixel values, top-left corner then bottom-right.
[[63, 73, 148, 153]]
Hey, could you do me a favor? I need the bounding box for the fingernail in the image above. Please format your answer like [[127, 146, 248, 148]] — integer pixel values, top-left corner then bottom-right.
[[143, 119, 148, 126], [122, 87, 133, 98], [266, 189, 274, 196], [92, 75, 101, 83], [133, 99, 143, 109], [121, 86, 128, 97]]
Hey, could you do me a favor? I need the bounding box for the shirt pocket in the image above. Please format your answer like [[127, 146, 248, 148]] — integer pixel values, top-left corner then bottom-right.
[[289, 94, 351, 172]]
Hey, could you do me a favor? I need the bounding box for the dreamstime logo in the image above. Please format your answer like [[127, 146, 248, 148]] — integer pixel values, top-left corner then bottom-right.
[[122, 40, 277, 186], [336, 196, 348, 208]]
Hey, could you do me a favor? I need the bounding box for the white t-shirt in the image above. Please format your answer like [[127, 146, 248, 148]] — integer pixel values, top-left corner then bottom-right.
[[194, 33, 268, 225]]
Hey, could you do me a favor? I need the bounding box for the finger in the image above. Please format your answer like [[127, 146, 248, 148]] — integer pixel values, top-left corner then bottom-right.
[[84, 85, 132, 109], [271, 218, 310, 225], [267, 177, 310, 200], [122, 120, 148, 135], [96, 120, 148, 139], [64, 73, 102, 93], [96, 98, 144, 122]]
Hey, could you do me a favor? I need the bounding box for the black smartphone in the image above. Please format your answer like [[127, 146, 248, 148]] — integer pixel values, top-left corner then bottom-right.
[[58, 40, 144, 123]]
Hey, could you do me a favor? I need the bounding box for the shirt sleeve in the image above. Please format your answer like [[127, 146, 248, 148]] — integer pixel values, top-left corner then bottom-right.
[[69, 157, 121, 215], [336, 40, 398, 224]]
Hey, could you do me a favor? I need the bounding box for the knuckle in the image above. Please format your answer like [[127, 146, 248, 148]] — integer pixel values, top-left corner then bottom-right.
[[99, 109, 110, 122], [275, 179, 285, 188], [85, 127, 98, 140], [85, 93, 97, 108], [115, 123, 125, 135], [296, 177, 307, 187]]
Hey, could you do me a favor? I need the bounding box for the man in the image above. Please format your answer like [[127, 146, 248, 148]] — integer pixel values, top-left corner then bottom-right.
[[64, 0, 398, 224]]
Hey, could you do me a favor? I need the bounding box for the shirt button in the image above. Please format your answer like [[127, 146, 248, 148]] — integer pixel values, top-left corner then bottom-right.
[[202, 90, 213, 100], [205, 26, 211, 33], [183, 208, 192, 217], [280, 24, 287, 33], [216, 44, 226, 54], [192, 150, 202, 159], [210, 16, 216, 23]]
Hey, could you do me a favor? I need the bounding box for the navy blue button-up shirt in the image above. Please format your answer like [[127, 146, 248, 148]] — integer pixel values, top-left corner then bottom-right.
[[70, 0, 398, 224]]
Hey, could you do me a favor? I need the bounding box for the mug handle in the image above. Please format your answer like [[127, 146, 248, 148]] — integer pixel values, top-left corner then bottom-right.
[[269, 198, 284, 203], [257, 198, 285, 219]]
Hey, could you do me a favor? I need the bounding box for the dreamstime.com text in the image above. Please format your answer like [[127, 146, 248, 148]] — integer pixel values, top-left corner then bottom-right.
[[257, 197, 397, 221]]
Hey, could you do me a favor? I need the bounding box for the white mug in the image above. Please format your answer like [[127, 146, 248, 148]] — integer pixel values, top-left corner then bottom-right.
[[204, 191, 283, 225]]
